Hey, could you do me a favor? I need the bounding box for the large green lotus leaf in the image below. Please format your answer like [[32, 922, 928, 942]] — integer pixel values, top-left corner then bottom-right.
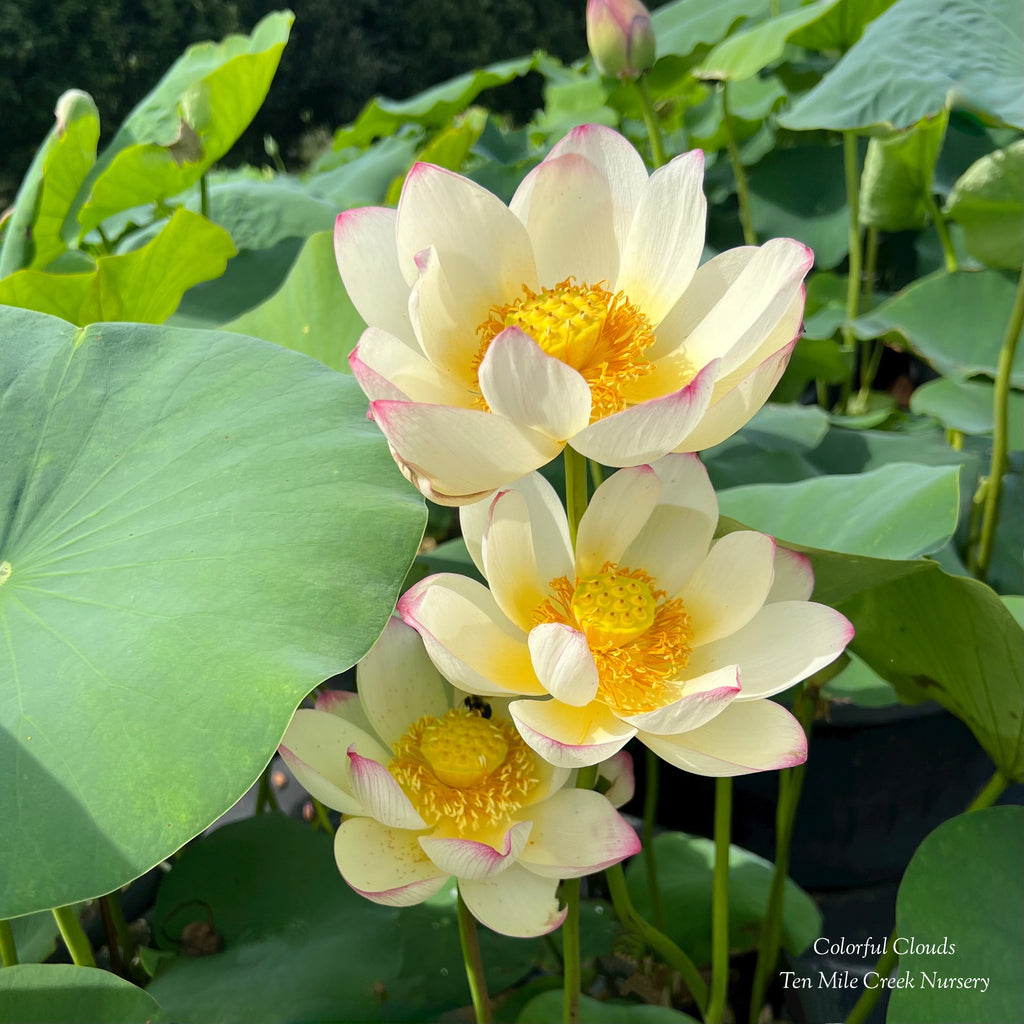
[[332, 55, 537, 151], [781, 0, 1024, 132], [0, 91, 99, 278], [652, 0, 766, 60], [718, 463, 961, 559], [747, 142, 850, 269], [889, 807, 1024, 1023], [221, 231, 363, 371], [0, 210, 235, 326], [67, 12, 293, 237], [852, 270, 1024, 385], [626, 832, 821, 965], [694, 0, 842, 82], [0, 309, 424, 917], [860, 112, 948, 231], [517, 992, 699, 1024], [821, 650, 897, 708], [307, 132, 420, 208], [146, 815, 540, 1023], [945, 140, 1024, 269], [910, 377, 1024, 446], [0, 965, 163, 1024], [788, 0, 898, 52]]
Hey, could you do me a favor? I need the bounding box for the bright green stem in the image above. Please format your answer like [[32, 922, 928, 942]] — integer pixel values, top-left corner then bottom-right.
[[970, 268, 1024, 582], [52, 905, 95, 968], [722, 84, 756, 246], [0, 920, 18, 967], [847, 767, 1010, 1024], [562, 877, 584, 1024], [605, 861, 709, 1016], [199, 173, 210, 220], [706, 778, 732, 1024], [635, 75, 667, 169], [923, 190, 958, 273], [457, 892, 493, 1024], [841, 132, 863, 412], [96, 225, 112, 253], [642, 747, 667, 933], [312, 796, 334, 834], [564, 447, 589, 547]]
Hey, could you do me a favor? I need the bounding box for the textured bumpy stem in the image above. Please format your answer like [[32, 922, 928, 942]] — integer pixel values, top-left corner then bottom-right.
[[706, 778, 732, 1023], [52, 905, 95, 968], [641, 747, 667, 932], [457, 892, 493, 1024], [840, 131, 863, 412], [635, 75, 668, 169], [564, 447, 589, 547], [971, 269, 1024, 581], [722, 84, 757, 247], [605, 861, 709, 1016], [0, 919, 18, 966]]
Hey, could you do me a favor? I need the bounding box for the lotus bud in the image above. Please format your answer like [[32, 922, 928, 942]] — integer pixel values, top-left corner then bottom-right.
[[586, 0, 656, 80]]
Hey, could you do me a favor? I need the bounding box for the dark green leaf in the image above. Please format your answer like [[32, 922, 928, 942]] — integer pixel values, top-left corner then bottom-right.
[[910, 377, 1024, 445], [517, 991, 699, 1023], [0, 965, 162, 1024]]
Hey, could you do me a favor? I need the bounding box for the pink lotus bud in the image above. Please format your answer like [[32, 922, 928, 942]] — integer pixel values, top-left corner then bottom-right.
[[587, 0, 656, 80]]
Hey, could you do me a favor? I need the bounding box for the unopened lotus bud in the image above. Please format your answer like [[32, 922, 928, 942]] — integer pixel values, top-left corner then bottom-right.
[[587, 0, 656, 80]]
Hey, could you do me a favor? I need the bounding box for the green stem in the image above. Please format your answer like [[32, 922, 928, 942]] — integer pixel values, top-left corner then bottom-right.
[[605, 862, 709, 1016], [564, 447, 589, 547], [840, 131, 863, 413], [98, 895, 126, 978], [967, 769, 1009, 812], [634, 75, 667, 169], [642, 748, 667, 933], [970, 268, 1024, 582], [562, 877, 583, 1024], [0, 920, 18, 967], [312, 796, 334, 834], [706, 778, 732, 1024], [199, 173, 210, 220], [722, 84, 756, 246], [457, 892, 493, 1024], [923, 190, 958, 273], [52, 905, 95, 968], [96, 224, 112, 254], [589, 460, 605, 490], [256, 762, 280, 814]]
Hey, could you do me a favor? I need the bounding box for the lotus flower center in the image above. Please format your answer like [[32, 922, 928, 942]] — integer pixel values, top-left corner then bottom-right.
[[571, 571, 656, 646], [474, 278, 656, 421], [389, 709, 538, 832]]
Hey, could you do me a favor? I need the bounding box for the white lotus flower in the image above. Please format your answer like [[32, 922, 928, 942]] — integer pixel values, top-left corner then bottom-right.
[[399, 454, 853, 770], [336, 124, 812, 505], [279, 618, 640, 937]]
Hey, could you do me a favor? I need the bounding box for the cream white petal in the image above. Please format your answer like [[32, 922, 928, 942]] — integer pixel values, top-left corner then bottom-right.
[[335, 817, 447, 906], [348, 749, 428, 829], [640, 699, 807, 776], [349, 344, 411, 402], [574, 464, 661, 577], [334, 207, 415, 346], [369, 399, 562, 502], [399, 574, 545, 696], [509, 698, 636, 768], [420, 822, 532, 881], [510, 152, 620, 287], [681, 532, 776, 646], [313, 689, 374, 737], [357, 618, 451, 748], [278, 708, 391, 814], [687, 601, 854, 701], [596, 749, 635, 808], [618, 666, 740, 735], [478, 327, 593, 441], [515, 789, 640, 878], [767, 548, 815, 603], [351, 326, 471, 406], [396, 161, 537, 296], [616, 150, 707, 327], [459, 863, 566, 937], [528, 623, 601, 707], [570, 359, 718, 466]]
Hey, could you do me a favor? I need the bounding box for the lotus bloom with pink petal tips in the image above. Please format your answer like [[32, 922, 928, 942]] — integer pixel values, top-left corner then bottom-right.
[[587, 0, 656, 80], [399, 454, 854, 771], [336, 124, 813, 505], [278, 618, 640, 938]]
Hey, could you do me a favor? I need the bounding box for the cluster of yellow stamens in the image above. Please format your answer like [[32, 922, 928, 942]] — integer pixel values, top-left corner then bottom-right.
[[389, 709, 538, 833], [534, 563, 694, 716], [473, 278, 656, 421]]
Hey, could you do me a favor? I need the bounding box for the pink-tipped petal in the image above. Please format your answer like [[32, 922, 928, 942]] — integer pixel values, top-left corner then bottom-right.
[[597, 749, 635, 808], [348, 748, 428, 829], [570, 359, 717, 466], [459, 863, 566, 937], [510, 698, 636, 768], [640, 699, 808, 776], [420, 821, 532, 881], [517, 789, 640, 878], [528, 623, 601, 707], [335, 817, 446, 906], [313, 689, 374, 735], [478, 327, 592, 441], [351, 326, 469, 405], [618, 666, 740, 735], [349, 340, 411, 402], [767, 547, 815, 603]]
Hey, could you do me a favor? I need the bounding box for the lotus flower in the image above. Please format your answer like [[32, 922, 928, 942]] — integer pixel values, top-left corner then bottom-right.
[[336, 124, 813, 505], [587, 0, 656, 80], [279, 618, 640, 937], [399, 454, 853, 770]]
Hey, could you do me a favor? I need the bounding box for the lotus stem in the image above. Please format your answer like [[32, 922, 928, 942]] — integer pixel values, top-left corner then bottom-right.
[[457, 891, 493, 1024], [0, 920, 18, 967], [722, 84, 756, 246], [635, 75, 668, 169], [52, 905, 95, 968], [841, 131, 863, 412], [642, 747, 667, 932], [565, 447, 590, 546], [706, 778, 732, 1023]]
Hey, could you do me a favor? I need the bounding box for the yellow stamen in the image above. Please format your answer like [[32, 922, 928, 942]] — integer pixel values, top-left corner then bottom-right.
[[474, 278, 656, 421], [389, 709, 538, 833], [535, 564, 694, 716]]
